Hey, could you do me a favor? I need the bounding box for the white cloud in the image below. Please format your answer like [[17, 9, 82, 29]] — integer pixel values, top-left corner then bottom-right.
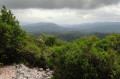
[[11, 3, 120, 24]]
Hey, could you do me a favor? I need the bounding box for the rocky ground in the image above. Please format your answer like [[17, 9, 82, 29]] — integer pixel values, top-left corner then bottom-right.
[[0, 64, 53, 79]]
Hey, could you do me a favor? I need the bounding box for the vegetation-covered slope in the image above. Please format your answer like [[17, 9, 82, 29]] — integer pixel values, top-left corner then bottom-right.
[[32, 32, 112, 42], [1, 6, 120, 79]]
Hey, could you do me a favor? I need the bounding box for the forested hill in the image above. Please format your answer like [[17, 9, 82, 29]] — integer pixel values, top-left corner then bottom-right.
[[21, 22, 120, 33], [21, 22, 120, 42], [21, 22, 71, 32]]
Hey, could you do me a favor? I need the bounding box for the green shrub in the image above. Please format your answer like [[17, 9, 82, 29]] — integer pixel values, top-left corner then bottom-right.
[[50, 36, 120, 79]]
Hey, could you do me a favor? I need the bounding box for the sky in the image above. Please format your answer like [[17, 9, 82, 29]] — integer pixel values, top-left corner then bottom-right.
[[0, 0, 120, 24]]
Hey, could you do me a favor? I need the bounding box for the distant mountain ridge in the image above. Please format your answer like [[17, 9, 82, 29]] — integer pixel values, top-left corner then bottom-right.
[[21, 22, 120, 33], [60, 22, 120, 32], [21, 22, 70, 32]]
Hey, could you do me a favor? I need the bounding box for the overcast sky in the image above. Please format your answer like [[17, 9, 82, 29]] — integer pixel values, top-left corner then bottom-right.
[[0, 0, 120, 24]]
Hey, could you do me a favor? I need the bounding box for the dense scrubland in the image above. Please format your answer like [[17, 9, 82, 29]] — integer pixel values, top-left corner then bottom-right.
[[1, 6, 120, 79], [32, 32, 112, 42]]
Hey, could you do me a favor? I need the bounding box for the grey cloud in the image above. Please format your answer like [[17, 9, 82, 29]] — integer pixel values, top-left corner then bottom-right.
[[0, 0, 119, 9]]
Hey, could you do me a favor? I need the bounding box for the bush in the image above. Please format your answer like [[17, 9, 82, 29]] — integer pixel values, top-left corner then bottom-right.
[[50, 36, 120, 79]]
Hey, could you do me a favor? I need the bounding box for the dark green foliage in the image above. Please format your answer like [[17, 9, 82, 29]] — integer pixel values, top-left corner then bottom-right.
[[21, 34, 44, 67], [49, 35, 120, 79], [45, 36, 57, 46], [0, 5, 27, 64]]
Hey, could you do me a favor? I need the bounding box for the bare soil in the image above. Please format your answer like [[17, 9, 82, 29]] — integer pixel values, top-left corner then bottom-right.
[[0, 66, 17, 79]]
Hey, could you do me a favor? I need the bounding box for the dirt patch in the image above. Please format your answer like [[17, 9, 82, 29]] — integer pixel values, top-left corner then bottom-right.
[[0, 66, 17, 79]]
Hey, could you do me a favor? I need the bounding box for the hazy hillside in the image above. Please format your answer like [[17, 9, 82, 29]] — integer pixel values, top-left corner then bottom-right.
[[90, 22, 120, 32], [61, 22, 120, 33], [21, 22, 70, 32], [21, 22, 120, 33]]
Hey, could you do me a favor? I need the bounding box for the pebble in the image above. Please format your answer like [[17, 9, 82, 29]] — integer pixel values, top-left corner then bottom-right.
[[46, 68, 50, 72], [39, 68, 44, 71]]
